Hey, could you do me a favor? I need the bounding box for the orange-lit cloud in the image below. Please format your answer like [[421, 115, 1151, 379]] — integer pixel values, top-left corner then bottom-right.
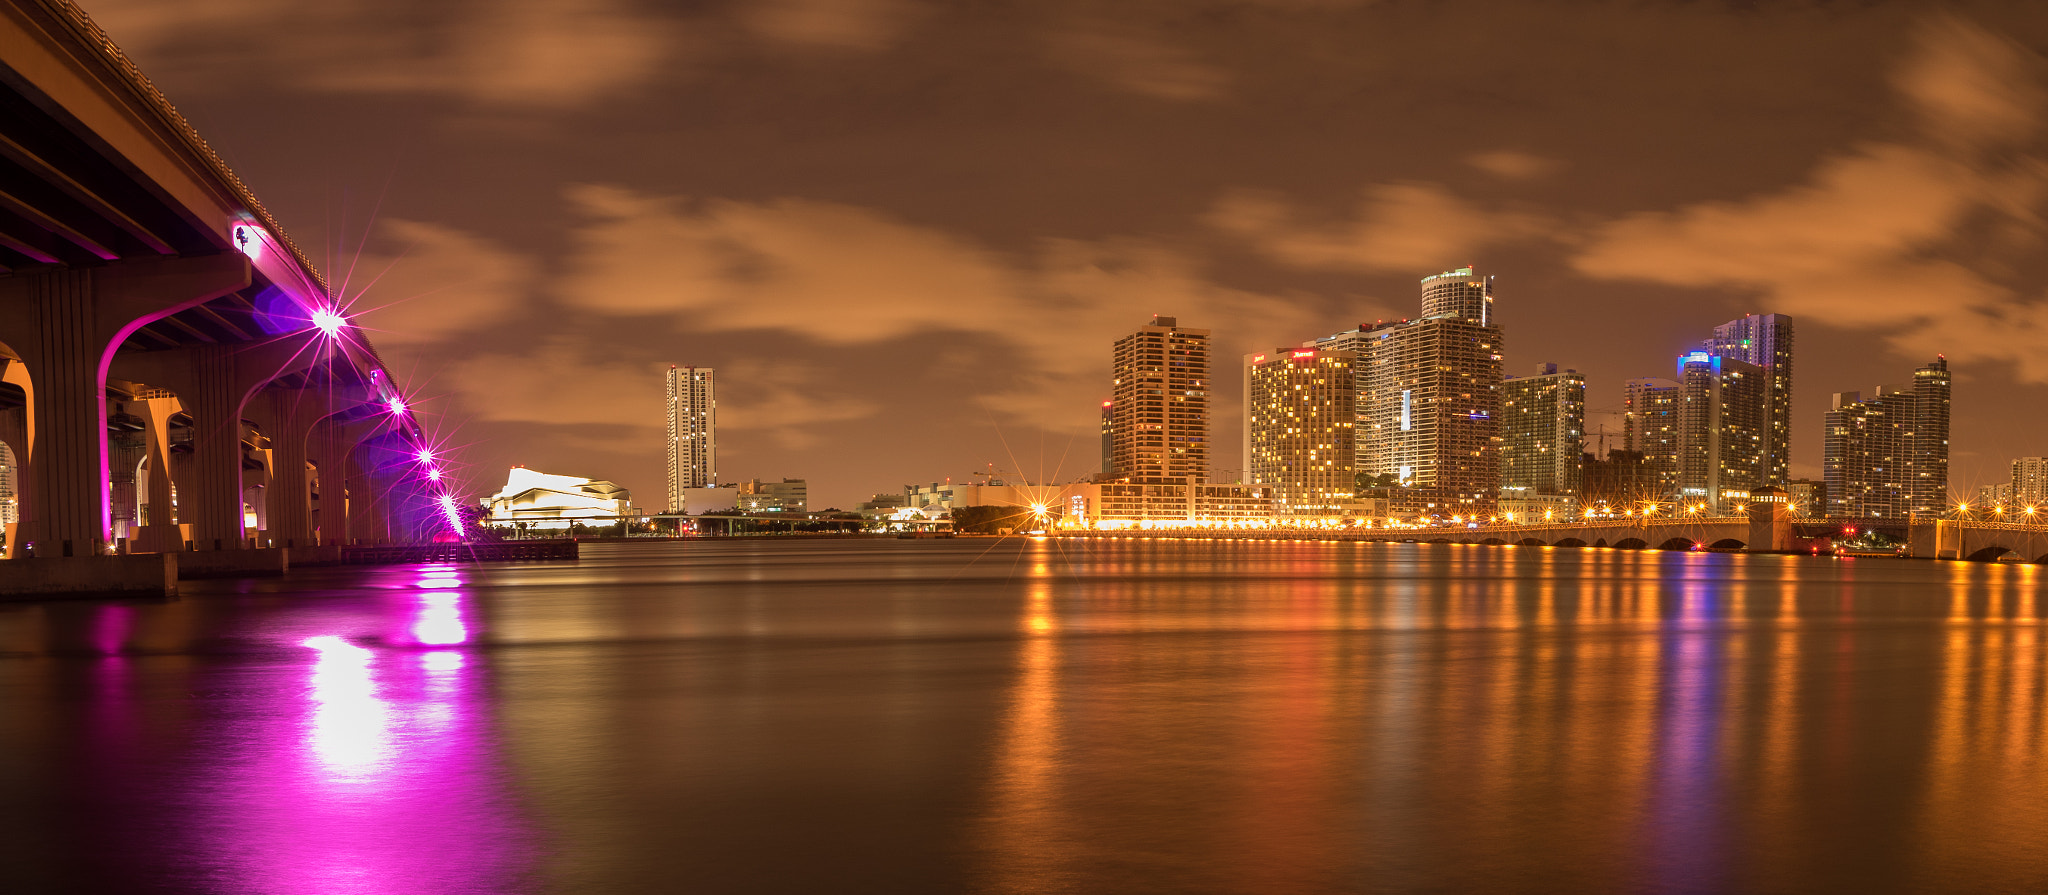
[[1047, 26, 1231, 101], [1206, 182, 1556, 273], [741, 0, 925, 51], [90, 0, 676, 107], [347, 220, 536, 346], [553, 186, 1332, 432], [1572, 16, 2048, 380]]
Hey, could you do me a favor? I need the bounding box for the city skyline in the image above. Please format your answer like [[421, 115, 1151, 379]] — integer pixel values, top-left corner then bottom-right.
[[74, 3, 2048, 510]]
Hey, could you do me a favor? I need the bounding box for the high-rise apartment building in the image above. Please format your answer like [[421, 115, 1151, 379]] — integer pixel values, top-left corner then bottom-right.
[[1622, 377, 1680, 498], [1701, 314, 1794, 487], [1675, 351, 1766, 512], [1823, 357, 1950, 518], [2014, 457, 2048, 507], [1910, 357, 1950, 513], [1244, 347, 1358, 515], [1111, 316, 1210, 482], [665, 365, 717, 512], [1500, 363, 1585, 509], [1312, 266, 1504, 514]]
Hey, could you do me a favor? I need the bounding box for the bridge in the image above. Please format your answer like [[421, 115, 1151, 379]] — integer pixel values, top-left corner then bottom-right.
[[1, 0, 460, 596], [1066, 506, 2048, 564]]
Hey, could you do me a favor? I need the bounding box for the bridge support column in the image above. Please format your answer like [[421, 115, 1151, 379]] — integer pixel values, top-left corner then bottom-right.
[[0, 255, 248, 559], [345, 447, 391, 545], [132, 395, 183, 553], [247, 389, 328, 548], [310, 414, 381, 546]]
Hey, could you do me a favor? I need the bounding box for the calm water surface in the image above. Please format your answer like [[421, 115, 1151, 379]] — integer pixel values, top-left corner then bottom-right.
[[3, 538, 2047, 893]]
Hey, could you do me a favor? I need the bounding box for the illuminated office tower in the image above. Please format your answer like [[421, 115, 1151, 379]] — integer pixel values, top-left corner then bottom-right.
[[1700, 314, 1794, 487], [1311, 266, 1504, 514], [1244, 347, 1358, 515], [1675, 351, 1765, 513], [1623, 377, 1680, 499], [1111, 316, 1210, 482], [665, 365, 716, 511], [1823, 357, 1950, 518], [2014, 457, 2048, 507], [1500, 364, 1585, 511]]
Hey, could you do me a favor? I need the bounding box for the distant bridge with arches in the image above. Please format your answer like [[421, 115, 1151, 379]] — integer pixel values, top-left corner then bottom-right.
[[1066, 512, 2048, 564]]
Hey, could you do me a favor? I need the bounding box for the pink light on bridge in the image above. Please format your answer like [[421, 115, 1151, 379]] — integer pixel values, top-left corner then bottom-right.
[[387, 396, 407, 415], [438, 494, 466, 539], [310, 307, 346, 337]]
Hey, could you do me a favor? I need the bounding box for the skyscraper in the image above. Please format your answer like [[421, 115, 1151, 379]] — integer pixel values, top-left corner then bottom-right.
[[1312, 266, 1504, 514], [1675, 351, 1765, 512], [1111, 316, 1210, 482], [1823, 357, 1950, 518], [665, 365, 716, 512], [1623, 377, 1680, 499], [1244, 347, 1357, 515], [1500, 363, 1585, 513], [1909, 356, 1950, 514], [1701, 314, 1794, 487]]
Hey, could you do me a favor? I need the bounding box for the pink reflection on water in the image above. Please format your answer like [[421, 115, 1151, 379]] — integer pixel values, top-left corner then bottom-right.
[[411, 591, 469, 646], [196, 628, 530, 893]]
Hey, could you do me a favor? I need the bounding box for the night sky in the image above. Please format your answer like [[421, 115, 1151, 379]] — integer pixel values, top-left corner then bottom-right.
[[90, 0, 2048, 510]]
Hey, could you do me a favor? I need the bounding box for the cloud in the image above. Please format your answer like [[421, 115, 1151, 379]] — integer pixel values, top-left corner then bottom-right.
[[89, 0, 675, 108], [1046, 27, 1230, 101], [1206, 182, 1555, 273], [1466, 150, 1563, 181], [1894, 15, 2045, 151], [344, 220, 535, 346], [1571, 16, 2048, 380], [448, 340, 662, 427], [740, 0, 923, 51], [554, 185, 1325, 431]]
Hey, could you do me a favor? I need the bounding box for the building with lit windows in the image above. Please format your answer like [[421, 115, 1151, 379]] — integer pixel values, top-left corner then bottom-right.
[[1311, 266, 1504, 515], [737, 478, 807, 513], [1110, 316, 1210, 481], [1787, 479, 1826, 518], [1623, 377, 1680, 499], [665, 365, 716, 511], [1700, 314, 1794, 488], [1500, 363, 1584, 517], [2014, 457, 2048, 507], [1823, 357, 1950, 518], [1675, 351, 1765, 513], [1244, 347, 1359, 515], [1976, 482, 2014, 511]]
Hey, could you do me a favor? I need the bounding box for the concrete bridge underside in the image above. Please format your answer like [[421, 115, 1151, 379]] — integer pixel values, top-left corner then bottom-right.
[[1, 0, 437, 596]]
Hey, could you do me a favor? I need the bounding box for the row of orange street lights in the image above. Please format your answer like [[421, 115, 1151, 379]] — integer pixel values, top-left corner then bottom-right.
[[1953, 502, 2045, 521]]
